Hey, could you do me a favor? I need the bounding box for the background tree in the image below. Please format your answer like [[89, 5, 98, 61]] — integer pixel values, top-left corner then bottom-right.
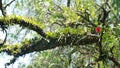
[[0, 0, 120, 68]]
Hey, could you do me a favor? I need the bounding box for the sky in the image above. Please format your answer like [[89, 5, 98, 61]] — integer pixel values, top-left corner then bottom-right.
[[0, 53, 33, 68]]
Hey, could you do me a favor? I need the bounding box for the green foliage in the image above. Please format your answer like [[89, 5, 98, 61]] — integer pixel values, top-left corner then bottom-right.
[[1, 0, 120, 68], [24, 0, 120, 67], [27, 46, 80, 68]]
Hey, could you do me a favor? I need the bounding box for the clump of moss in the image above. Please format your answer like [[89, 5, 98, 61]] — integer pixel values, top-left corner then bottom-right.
[[0, 15, 45, 29]]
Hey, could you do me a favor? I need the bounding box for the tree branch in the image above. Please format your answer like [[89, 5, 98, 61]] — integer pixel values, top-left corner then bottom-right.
[[0, 6, 101, 66], [5, 0, 15, 9], [76, 12, 97, 27], [0, 0, 6, 16], [0, 33, 99, 65], [0, 16, 47, 38], [0, 29, 7, 46], [67, 0, 71, 7]]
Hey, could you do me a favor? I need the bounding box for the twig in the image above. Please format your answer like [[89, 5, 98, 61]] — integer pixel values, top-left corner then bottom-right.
[[67, 0, 71, 7], [76, 12, 97, 27], [0, 0, 6, 16], [0, 29, 7, 46], [5, 0, 15, 9]]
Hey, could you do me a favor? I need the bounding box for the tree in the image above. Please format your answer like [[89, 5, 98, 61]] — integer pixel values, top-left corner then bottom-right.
[[0, 0, 120, 67]]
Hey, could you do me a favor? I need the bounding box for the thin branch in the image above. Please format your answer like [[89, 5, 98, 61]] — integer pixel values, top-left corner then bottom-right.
[[0, 29, 7, 46], [76, 12, 97, 27], [0, 0, 6, 16], [5, 0, 15, 9], [0, 0, 2, 8], [67, 0, 71, 7]]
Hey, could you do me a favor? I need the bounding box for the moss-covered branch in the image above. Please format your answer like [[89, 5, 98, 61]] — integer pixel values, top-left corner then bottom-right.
[[0, 15, 46, 37], [0, 34, 98, 65], [0, 15, 100, 65]]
